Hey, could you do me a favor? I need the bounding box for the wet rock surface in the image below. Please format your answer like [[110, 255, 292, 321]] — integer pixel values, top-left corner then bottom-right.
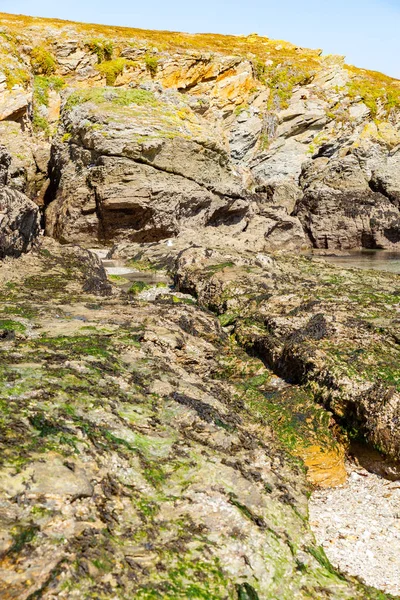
[[0, 238, 389, 599], [115, 236, 400, 463]]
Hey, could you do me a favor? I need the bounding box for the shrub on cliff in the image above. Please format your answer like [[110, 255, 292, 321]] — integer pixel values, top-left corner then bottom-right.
[[30, 46, 57, 75], [95, 58, 136, 85]]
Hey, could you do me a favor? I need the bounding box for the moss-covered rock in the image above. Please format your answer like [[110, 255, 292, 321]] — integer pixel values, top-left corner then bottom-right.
[[0, 238, 388, 599]]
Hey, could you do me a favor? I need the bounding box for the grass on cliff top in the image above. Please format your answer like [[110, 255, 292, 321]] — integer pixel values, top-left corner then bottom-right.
[[0, 12, 319, 60], [346, 64, 400, 117], [1, 12, 400, 114], [65, 87, 158, 109]]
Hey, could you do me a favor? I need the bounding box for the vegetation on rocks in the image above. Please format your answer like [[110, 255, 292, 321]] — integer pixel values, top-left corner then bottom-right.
[[33, 75, 65, 107], [1, 9, 400, 598], [346, 65, 400, 117], [145, 53, 159, 76], [85, 37, 114, 62], [65, 86, 158, 108], [30, 46, 57, 75], [95, 57, 136, 85], [0, 239, 393, 599]]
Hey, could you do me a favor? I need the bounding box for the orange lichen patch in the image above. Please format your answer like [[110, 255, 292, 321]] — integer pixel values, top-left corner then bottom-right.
[[216, 67, 241, 82], [160, 60, 217, 90], [301, 444, 347, 488]]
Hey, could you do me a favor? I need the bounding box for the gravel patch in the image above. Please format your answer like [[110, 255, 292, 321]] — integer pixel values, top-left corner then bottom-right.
[[310, 462, 400, 595]]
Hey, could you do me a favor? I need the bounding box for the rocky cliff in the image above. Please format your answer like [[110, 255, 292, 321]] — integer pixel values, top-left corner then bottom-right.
[[0, 12, 399, 250]]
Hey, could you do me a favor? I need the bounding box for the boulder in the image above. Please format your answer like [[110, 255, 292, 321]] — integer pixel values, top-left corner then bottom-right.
[[296, 155, 400, 249], [0, 186, 41, 257], [0, 90, 30, 121]]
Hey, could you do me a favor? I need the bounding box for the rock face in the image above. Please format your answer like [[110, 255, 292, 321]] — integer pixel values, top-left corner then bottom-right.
[[0, 186, 40, 257], [44, 87, 310, 249], [45, 88, 249, 244], [295, 154, 400, 249], [0, 144, 41, 257], [0, 13, 399, 248]]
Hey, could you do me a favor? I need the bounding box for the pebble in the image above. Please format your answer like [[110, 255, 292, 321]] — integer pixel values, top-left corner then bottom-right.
[[310, 462, 400, 595]]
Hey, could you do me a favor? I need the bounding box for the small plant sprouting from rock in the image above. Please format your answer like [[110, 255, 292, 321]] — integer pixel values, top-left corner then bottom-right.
[[145, 54, 158, 77], [32, 75, 65, 137], [33, 75, 65, 107], [85, 38, 114, 63]]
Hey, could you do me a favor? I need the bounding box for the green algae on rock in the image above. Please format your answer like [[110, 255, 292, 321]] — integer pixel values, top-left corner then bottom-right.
[[0, 238, 391, 599]]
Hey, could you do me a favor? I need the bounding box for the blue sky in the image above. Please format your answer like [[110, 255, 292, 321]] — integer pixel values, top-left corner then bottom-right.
[[1, 0, 400, 77]]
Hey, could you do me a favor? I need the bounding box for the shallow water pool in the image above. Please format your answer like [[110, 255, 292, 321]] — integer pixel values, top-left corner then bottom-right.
[[313, 250, 400, 274]]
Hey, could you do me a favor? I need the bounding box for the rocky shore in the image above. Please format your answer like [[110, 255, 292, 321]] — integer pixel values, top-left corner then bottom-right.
[[0, 11, 400, 599]]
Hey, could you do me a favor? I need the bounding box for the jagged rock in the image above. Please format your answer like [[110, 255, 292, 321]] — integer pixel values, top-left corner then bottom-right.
[[296, 154, 400, 249], [0, 90, 30, 121], [0, 122, 38, 197], [0, 14, 399, 250], [0, 186, 40, 257], [45, 87, 254, 244], [0, 144, 11, 185], [229, 108, 263, 162], [371, 146, 400, 208]]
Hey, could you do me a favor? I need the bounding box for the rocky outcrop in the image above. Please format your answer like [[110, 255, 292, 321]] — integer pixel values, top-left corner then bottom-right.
[[44, 87, 309, 250], [110, 237, 400, 463], [2, 13, 400, 599], [295, 154, 400, 249], [0, 13, 398, 248], [0, 238, 383, 600], [0, 145, 41, 257], [44, 87, 250, 244]]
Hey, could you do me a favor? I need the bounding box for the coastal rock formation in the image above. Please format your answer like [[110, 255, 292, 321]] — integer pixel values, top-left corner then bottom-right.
[[110, 236, 400, 463], [1, 11, 400, 599], [0, 13, 398, 248], [0, 238, 379, 600], [0, 145, 41, 257], [45, 87, 249, 244], [295, 154, 400, 249]]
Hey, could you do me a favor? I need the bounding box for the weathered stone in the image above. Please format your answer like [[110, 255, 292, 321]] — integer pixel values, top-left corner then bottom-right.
[[44, 88, 255, 245], [0, 186, 40, 257], [296, 154, 400, 249], [0, 237, 379, 599], [0, 90, 30, 121], [0, 458, 93, 499]]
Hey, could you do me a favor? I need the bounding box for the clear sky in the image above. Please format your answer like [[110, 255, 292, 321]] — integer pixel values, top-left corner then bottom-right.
[[1, 0, 400, 78]]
